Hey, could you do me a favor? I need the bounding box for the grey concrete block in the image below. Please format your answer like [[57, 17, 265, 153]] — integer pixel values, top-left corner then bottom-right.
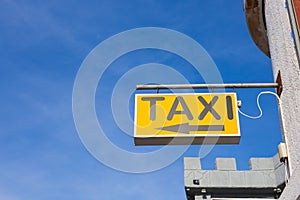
[[195, 195, 211, 200], [184, 157, 201, 170], [184, 154, 286, 191], [244, 170, 277, 187], [272, 154, 282, 169], [274, 164, 286, 186], [184, 170, 194, 186], [249, 157, 274, 170], [229, 171, 246, 187], [195, 196, 204, 200], [245, 171, 266, 187], [194, 170, 210, 186], [209, 171, 229, 187], [215, 158, 237, 170], [262, 170, 277, 186]]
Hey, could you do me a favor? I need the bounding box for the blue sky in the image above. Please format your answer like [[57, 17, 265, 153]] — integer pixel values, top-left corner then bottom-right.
[[0, 0, 282, 200]]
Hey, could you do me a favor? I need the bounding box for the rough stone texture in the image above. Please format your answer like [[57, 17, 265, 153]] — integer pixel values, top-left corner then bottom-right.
[[264, 0, 300, 199], [279, 167, 300, 200], [265, 0, 300, 172]]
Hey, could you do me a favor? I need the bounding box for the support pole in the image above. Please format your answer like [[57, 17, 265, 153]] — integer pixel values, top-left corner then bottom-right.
[[136, 83, 279, 90]]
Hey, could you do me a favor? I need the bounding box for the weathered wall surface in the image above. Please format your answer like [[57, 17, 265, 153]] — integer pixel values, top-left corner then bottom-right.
[[264, 0, 300, 198]]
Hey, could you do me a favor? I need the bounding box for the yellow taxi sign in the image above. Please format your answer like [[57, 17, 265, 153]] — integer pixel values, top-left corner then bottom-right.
[[134, 93, 240, 145]]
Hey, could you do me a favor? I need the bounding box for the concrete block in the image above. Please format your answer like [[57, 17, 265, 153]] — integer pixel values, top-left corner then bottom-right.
[[245, 171, 266, 187], [184, 154, 286, 192], [184, 170, 194, 186], [194, 170, 210, 186], [184, 170, 211, 187], [195, 195, 211, 200], [184, 157, 201, 170], [195, 196, 204, 200], [272, 154, 282, 169], [215, 158, 237, 170], [274, 164, 286, 186], [249, 157, 274, 170], [209, 171, 229, 187], [229, 171, 246, 187], [262, 170, 277, 187]]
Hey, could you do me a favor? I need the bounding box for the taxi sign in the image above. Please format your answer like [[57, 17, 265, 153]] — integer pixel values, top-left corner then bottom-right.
[[134, 93, 240, 145]]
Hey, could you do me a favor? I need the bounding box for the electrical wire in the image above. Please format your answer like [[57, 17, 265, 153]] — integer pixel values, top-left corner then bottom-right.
[[238, 91, 281, 119], [284, 159, 289, 183], [239, 91, 291, 183]]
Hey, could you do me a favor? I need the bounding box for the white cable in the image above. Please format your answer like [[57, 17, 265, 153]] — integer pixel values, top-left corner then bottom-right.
[[238, 91, 281, 119], [284, 159, 289, 183], [239, 91, 291, 183]]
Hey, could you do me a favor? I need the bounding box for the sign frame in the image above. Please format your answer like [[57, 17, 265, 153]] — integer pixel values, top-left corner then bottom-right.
[[134, 93, 240, 146]]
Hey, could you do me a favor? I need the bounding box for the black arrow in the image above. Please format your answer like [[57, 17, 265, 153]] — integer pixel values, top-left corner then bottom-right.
[[157, 123, 224, 134]]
